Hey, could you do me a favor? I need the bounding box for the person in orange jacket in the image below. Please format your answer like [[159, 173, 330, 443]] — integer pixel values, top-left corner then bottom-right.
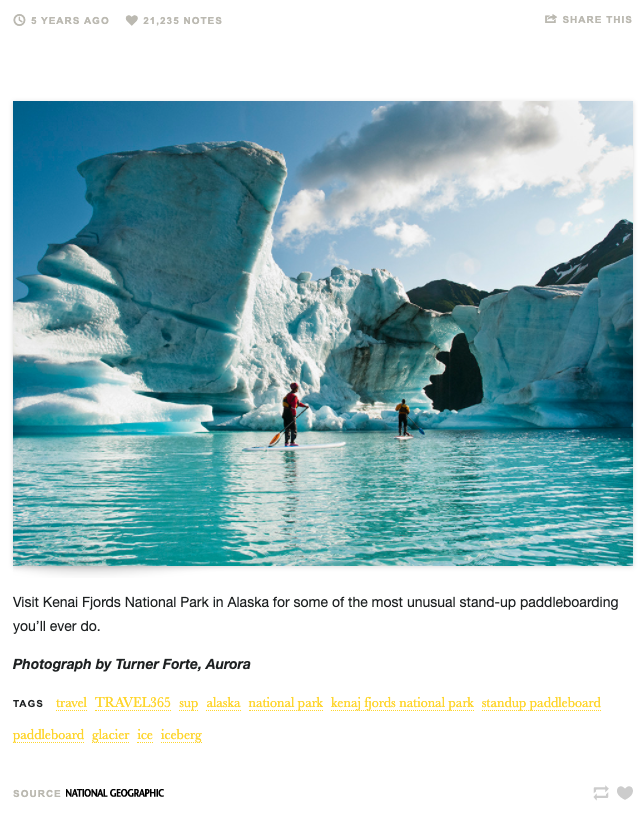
[[282, 383, 309, 446], [395, 399, 411, 436]]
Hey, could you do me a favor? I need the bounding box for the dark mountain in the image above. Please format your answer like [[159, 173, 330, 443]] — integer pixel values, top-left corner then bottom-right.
[[536, 219, 633, 286], [407, 279, 505, 313]]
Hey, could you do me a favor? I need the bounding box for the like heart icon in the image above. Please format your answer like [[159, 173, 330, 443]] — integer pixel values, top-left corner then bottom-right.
[[126, 15, 138, 26], [617, 786, 633, 800]]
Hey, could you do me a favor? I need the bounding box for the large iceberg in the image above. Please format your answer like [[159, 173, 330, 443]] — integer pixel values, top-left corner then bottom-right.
[[436, 256, 633, 429], [14, 142, 458, 434], [14, 141, 632, 434]]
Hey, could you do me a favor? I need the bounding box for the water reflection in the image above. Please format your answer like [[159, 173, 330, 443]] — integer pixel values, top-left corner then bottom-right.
[[13, 430, 633, 566], [280, 454, 300, 528]]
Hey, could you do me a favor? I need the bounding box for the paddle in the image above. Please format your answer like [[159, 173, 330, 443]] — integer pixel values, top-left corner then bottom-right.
[[408, 415, 426, 436], [268, 406, 310, 447]]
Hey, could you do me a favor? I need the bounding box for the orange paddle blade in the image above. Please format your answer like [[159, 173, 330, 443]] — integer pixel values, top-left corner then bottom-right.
[[268, 433, 281, 447]]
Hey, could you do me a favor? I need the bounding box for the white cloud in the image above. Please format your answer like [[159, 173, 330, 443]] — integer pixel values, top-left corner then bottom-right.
[[278, 189, 327, 246], [397, 222, 431, 253], [586, 145, 633, 189], [578, 198, 604, 215], [373, 219, 431, 257], [371, 105, 389, 122], [276, 101, 633, 244], [560, 221, 573, 235], [373, 218, 399, 241], [536, 218, 556, 235]]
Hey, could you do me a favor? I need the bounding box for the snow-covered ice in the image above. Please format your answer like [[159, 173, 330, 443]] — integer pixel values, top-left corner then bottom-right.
[[14, 141, 458, 433], [13, 141, 632, 434], [443, 256, 633, 428]]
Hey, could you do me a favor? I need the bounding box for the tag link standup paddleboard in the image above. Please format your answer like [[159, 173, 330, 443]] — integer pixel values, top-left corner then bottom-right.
[[243, 442, 347, 452], [395, 435, 413, 440]]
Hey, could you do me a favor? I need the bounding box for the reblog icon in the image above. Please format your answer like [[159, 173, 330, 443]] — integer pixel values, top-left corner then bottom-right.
[[545, 14, 557, 23]]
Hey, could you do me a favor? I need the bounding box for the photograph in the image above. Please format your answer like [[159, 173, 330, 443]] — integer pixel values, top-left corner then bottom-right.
[[13, 101, 633, 566]]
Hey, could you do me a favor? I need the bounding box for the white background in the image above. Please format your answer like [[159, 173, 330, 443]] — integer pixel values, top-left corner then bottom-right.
[[3, 2, 640, 812]]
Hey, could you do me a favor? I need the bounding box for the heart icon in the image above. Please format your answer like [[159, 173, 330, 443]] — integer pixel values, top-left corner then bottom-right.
[[126, 15, 138, 26], [617, 786, 633, 800]]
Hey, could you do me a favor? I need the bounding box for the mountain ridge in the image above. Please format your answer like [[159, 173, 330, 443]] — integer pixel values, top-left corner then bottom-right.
[[536, 219, 632, 286], [407, 279, 505, 313]]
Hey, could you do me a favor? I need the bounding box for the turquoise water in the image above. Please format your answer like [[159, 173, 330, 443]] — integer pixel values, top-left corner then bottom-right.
[[13, 430, 632, 566]]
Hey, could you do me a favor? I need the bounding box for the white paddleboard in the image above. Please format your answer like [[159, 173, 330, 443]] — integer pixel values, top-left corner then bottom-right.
[[243, 442, 347, 452], [395, 435, 414, 440]]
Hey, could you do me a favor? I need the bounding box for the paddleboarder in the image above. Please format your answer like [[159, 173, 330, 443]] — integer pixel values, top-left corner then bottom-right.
[[282, 383, 309, 446], [395, 399, 411, 436]]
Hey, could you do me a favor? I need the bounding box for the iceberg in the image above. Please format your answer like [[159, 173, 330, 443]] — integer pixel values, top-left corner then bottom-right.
[[14, 140, 632, 434], [14, 141, 459, 434], [440, 256, 633, 429]]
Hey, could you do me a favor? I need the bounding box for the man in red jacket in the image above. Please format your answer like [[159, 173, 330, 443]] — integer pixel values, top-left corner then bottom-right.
[[282, 383, 309, 446]]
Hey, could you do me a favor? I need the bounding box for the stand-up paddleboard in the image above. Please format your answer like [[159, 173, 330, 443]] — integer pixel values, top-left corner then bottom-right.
[[243, 442, 346, 453], [395, 435, 413, 441]]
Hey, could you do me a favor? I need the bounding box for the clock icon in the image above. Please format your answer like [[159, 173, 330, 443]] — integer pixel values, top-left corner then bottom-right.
[[14, 14, 26, 26]]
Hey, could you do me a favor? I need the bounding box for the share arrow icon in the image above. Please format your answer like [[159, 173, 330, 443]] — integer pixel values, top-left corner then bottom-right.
[[594, 786, 609, 800]]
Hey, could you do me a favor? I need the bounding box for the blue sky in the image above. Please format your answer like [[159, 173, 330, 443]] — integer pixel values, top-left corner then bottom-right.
[[13, 101, 632, 300]]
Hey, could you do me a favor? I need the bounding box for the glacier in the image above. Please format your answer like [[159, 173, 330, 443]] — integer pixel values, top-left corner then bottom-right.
[[438, 256, 633, 429], [14, 141, 459, 434], [14, 141, 633, 434]]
